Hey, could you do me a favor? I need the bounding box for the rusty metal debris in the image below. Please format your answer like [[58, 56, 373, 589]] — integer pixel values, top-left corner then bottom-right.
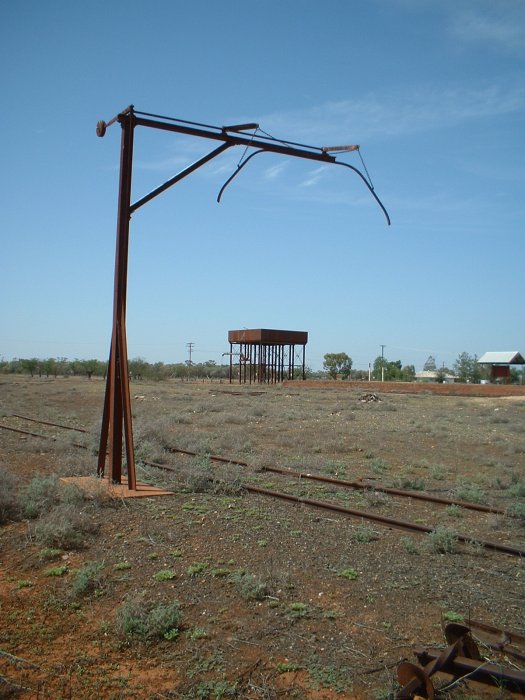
[[359, 392, 382, 402], [397, 623, 525, 698], [468, 619, 525, 662]]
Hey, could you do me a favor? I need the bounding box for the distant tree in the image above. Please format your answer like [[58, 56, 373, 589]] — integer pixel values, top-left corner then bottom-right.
[[401, 365, 416, 382], [453, 352, 481, 383], [20, 358, 39, 377], [128, 357, 148, 380], [385, 359, 403, 381], [82, 359, 104, 379], [435, 366, 447, 383], [372, 356, 384, 380], [372, 356, 404, 381], [423, 355, 437, 372], [40, 358, 57, 378], [323, 353, 353, 380]]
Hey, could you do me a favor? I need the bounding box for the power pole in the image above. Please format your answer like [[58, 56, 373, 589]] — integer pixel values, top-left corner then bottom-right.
[[186, 342, 194, 380], [380, 344, 386, 382]]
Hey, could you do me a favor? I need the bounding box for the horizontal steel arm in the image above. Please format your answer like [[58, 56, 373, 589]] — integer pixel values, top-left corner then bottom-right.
[[132, 115, 336, 165], [127, 112, 390, 223]]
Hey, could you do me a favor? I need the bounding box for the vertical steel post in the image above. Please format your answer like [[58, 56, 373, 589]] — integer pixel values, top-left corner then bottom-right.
[[98, 112, 136, 488]]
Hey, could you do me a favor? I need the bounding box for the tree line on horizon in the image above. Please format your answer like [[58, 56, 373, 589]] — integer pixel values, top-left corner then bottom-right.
[[2, 351, 522, 384], [322, 351, 523, 384]]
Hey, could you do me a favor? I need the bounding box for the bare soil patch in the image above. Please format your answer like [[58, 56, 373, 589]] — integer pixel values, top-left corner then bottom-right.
[[1, 376, 524, 699]]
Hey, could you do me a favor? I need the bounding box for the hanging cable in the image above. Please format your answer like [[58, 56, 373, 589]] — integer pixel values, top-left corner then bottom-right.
[[357, 148, 375, 189]]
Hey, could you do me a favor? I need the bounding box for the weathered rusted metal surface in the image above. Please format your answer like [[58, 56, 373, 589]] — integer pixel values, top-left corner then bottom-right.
[[10, 414, 87, 433], [227, 329, 308, 384], [413, 646, 525, 694], [397, 623, 525, 698], [228, 329, 308, 344]]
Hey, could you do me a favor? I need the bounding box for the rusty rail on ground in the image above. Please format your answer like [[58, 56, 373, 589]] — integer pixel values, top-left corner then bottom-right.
[[0, 424, 87, 450], [243, 485, 525, 557], [2, 417, 522, 558], [166, 445, 505, 515], [140, 458, 525, 558], [10, 414, 88, 433]]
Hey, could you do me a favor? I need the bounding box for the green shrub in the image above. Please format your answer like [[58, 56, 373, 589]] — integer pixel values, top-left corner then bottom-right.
[[38, 547, 63, 562], [32, 503, 99, 550], [352, 524, 378, 543], [401, 537, 420, 555], [428, 526, 458, 554], [443, 611, 464, 622], [153, 569, 177, 582], [44, 564, 68, 577], [288, 602, 308, 618], [229, 569, 268, 601], [20, 474, 60, 519], [116, 598, 182, 642], [454, 482, 487, 505], [0, 465, 20, 524], [186, 562, 208, 577], [72, 561, 105, 597], [114, 561, 132, 571], [337, 568, 359, 580], [508, 481, 525, 498], [184, 455, 215, 493], [506, 502, 525, 522]]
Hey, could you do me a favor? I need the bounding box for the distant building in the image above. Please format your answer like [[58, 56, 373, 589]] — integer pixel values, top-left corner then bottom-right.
[[477, 351, 525, 383], [415, 370, 456, 384]]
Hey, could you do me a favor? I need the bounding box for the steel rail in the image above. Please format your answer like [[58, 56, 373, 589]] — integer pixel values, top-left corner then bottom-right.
[[243, 485, 525, 558], [0, 424, 87, 450], [260, 464, 505, 515], [140, 456, 525, 558], [1, 420, 521, 557], [166, 445, 505, 515], [10, 414, 87, 433], [0, 414, 505, 515]]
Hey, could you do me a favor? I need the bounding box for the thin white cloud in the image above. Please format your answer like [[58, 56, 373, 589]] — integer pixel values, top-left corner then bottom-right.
[[263, 162, 288, 180], [451, 9, 525, 51], [300, 166, 328, 188], [257, 82, 525, 144]]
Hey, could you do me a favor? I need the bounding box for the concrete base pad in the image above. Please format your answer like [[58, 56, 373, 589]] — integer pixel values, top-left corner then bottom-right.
[[60, 475, 174, 499]]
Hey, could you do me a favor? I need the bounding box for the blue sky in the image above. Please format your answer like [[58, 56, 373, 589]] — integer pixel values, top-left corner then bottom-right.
[[1, 0, 524, 372]]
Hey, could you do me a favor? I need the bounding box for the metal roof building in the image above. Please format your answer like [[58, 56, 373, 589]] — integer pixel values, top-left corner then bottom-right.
[[477, 351, 525, 383]]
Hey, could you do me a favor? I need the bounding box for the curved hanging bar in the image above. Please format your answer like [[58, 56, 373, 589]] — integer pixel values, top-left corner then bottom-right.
[[334, 161, 391, 226], [216, 149, 266, 203], [217, 147, 391, 225]]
